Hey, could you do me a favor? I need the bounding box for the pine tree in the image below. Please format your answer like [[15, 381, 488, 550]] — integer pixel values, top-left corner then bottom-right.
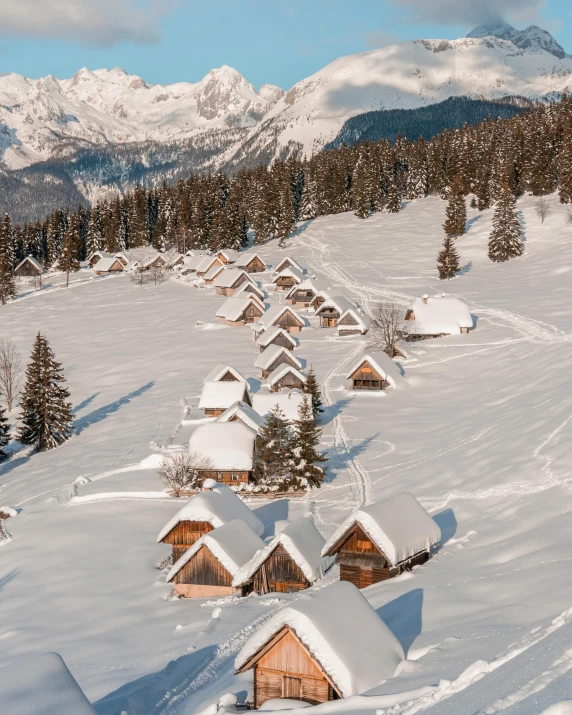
[[18, 334, 74, 452], [0, 213, 16, 305], [253, 405, 295, 486], [299, 171, 318, 221], [57, 216, 81, 287], [436, 235, 461, 279], [292, 397, 327, 488], [385, 180, 401, 213], [0, 407, 10, 461], [303, 366, 324, 418], [488, 183, 524, 263], [443, 177, 467, 239]]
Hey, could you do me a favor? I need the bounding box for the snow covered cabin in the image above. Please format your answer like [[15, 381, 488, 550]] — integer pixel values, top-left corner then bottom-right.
[[273, 265, 304, 291], [309, 289, 332, 312], [259, 305, 306, 334], [203, 363, 247, 384], [215, 249, 239, 265], [202, 262, 226, 284], [268, 365, 307, 392], [256, 326, 298, 352], [403, 294, 473, 340], [141, 253, 168, 271], [188, 422, 257, 484], [234, 279, 266, 302], [196, 255, 224, 277], [275, 256, 303, 274], [166, 519, 266, 598], [157, 480, 264, 561], [321, 492, 441, 588], [346, 352, 403, 391], [216, 295, 264, 326], [233, 517, 334, 595], [198, 380, 251, 417], [315, 296, 358, 329], [255, 345, 303, 379], [286, 278, 329, 308], [183, 253, 207, 273], [252, 389, 305, 424], [234, 580, 404, 707], [213, 268, 252, 296], [87, 250, 110, 268], [235, 252, 266, 273], [94, 256, 125, 275], [216, 401, 266, 433], [14, 255, 43, 279]]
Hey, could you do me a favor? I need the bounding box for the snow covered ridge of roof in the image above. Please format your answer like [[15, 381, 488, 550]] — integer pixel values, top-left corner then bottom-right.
[[267, 364, 307, 387], [259, 304, 306, 328], [233, 517, 334, 587], [188, 421, 256, 471], [234, 280, 265, 300], [157, 483, 264, 542], [252, 389, 305, 422], [198, 381, 250, 409], [254, 345, 303, 370], [273, 265, 304, 283], [0, 652, 96, 715], [405, 295, 473, 335], [186, 253, 207, 271], [203, 363, 247, 384], [93, 256, 124, 272], [285, 277, 329, 298], [216, 296, 263, 321], [346, 352, 404, 388], [216, 401, 266, 432], [15, 255, 43, 272], [167, 519, 266, 582], [256, 326, 298, 348], [203, 262, 225, 280], [315, 295, 356, 315], [213, 268, 252, 288], [275, 256, 303, 273], [196, 255, 223, 273], [235, 580, 404, 696], [322, 492, 441, 566], [235, 252, 266, 268], [215, 249, 239, 262]]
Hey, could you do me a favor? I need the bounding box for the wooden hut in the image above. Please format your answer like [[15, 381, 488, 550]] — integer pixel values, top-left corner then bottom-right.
[[166, 520, 265, 598], [254, 345, 303, 379], [188, 422, 257, 484], [234, 581, 404, 708], [203, 363, 247, 384], [346, 352, 403, 391], [337, 307, 370, 336], [285, 278, 329, 308], [234, 280, 266, 302], [256, 326, 298, 353], [267, 365, 307, 392], [275, 256, 303, 274], [14, 256, 43, 279], [252, 389, 305, 424], [198, 381, 251, 417], [259, 305, 306, 334], [216, 401, 266, 433], [196, 255, 224, 277], [114, 252, 130, 266], [315, 296, 356, 328], [87, 250, 110, 269], [94, 256, 125, 275], [203, 262, 226, 284], [273, 266, 304, 291], [157, 480, 264, 561], [215, 249, 239, 265], [235, 252, 266, 273], [233, 517, 333, 595], [216, 296, 264, 326], [403, 294, 473, 340], [141, 254, 168, 271], [321, 492, 441, 588], [309, 290, 331, 312], [213, 268, 252, 296]]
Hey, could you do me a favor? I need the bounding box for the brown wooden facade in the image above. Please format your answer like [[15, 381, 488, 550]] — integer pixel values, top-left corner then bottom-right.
[[258, 332, 295, 352], [215, 273, 250, 296], [349, 360, 388, 391], [160, 520, 214, 562], [275, 276, 299, 291], [309, 295, 327, 311], [15, 259, 42, 278], [270, 370, 306, 392], [338, 313, 363, 335], [221, 302, 263, 327], [217, 370, 240, 382], [241, 256, 266, 273], [272, 310, 304, 333], [171, 544, 239, 598], [286, 289, 316, 307], [96, 258, 124, 275], [260, 352, 299, 379], [142, 255, 167, 271], [198, 469, 251, 485], [197, 257, 223, 277], [318, 307, 341, 328], [242, 544, 310, 595]]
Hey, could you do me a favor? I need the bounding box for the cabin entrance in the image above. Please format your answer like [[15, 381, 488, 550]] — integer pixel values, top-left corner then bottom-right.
[[282, 676, 302, 699], [325, 318, 336, 327]]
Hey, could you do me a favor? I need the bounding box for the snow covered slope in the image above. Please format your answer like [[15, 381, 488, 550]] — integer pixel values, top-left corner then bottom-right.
[[467, 21, 567, 59]]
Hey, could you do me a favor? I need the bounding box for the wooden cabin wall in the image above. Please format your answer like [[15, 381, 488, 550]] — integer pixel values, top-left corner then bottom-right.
[[244, 258, 265, 273], [350, 363, 386, 390], [16, 264, 41, 277], [163, 521, 214, 560], [173, 545, 233, 586], [252, 544, 310, 594], [198, 469, 251, 484], [270, 374, 305, 391], [338, 313, 358, 326], [262, 352, 297, 378], [275, 313, 303, 333], [245, 303, 263, 322]]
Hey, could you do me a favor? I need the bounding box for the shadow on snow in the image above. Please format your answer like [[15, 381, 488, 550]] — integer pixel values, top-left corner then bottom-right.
[[377, 588, 424, 657], [74, 382, 155, 436]]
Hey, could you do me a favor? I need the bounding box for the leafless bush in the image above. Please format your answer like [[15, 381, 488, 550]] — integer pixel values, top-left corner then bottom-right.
[[131, 268, 150, 287], [367, 301, 405, 358], [159, 451, 215, 496], [0, 338, 22, 411], [150, 264, 171, 285], [31, 275, 43, 290], [535, 197, 552, 224]]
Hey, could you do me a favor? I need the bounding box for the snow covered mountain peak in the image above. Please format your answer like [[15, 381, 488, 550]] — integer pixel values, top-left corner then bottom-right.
[[467, 21, 566, 59]]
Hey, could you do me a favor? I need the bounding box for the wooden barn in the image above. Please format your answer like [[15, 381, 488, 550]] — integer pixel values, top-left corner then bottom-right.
[[141, 254, 168, 271], [403, 294, 473, 340], [273, 266, 304, 291], [202, 262, 226, 284], [275, 256, 303, 274], [215, 249, 239, 265], [14, 256, 43, 279], [234, 280, 266, 302], [216, 296, 264, 326], [157, 480, 264, 561], [235, 252, 266, 273], [233, 517, 333, 595], [166, 520, 265, 598], [346, 352, 403, 391], [188, 422, 257, 484], [252, 389, 306, 424], [213, 268, 252, 296], [216, 401, 266, 433], [267, 365, 307, 392], [234, 580, 404, 708], [94, 256, 125, 275], [254, 345, 303, 379], [256, 326, 298, 353], [315, 296, 357, 328], [203, 363, 247, 384], [198, 380, 251, 417], [87, 250, 110, 268], [321, 492, 441, 588], [196, 255, 225, 277], [259, 305, 306, 334], [285, 278, 329, 308]]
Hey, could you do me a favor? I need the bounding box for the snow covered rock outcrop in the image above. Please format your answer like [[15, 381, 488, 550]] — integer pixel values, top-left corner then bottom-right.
[[467, 22, 566, 60]]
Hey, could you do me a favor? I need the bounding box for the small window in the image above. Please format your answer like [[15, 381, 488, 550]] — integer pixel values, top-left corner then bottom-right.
[[231, 473, 240, 482]]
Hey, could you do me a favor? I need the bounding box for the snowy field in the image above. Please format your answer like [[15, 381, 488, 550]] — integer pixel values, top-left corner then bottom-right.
[[1, 193, 571, 714]]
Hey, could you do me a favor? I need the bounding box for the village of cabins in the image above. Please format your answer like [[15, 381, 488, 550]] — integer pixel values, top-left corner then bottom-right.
[[14, 245, 474, 710]]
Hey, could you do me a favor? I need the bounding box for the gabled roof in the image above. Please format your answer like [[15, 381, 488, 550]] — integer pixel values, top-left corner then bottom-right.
[[405, 295, 473, 335], [234, 280, 266, 301], [285, 277, 329, 300], [267, 364, 307, 387], [157, 483, 264, 542], [203, 363, 247, 384], [198, 381, 251, 409], [235, 252, 266, 269], [189, 421, 256, 471], [322, 492, 441, 566], [186, 253, 207, 271], [259, 304, 306, 329], [272, 266, 304, 284], [315, 295, 356, 316], [215, 249, 240, 263], [233, 517, 333, 587], [251, 389, 306, 422], [256, 326, 298, 349], [216, 295, 264, 322], [309, 289, 333, 308], [254, 345, 302, 371], [274, 256, 303, 273], [346, 352, 403, 387], [141, 253, 167, 268], [203, 262, 226, 281], [216, 401, 266, 432], [114, 251, 130, 265], [87, 250, 110, 262], [15, 255, 43, 273], [167, 519, 266, 582], [235, 581, 404, 697], [94, 256, 124, 272], [196, 255, 223, 274], [213, 268, 252, 289]]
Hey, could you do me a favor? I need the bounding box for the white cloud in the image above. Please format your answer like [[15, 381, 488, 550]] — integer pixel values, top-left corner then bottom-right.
[[0, 0, 176, 47], [388, 0, 546, 26]]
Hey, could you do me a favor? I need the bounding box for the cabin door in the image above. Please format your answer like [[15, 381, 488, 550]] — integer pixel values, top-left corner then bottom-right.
[[282, 676, 302, 699]]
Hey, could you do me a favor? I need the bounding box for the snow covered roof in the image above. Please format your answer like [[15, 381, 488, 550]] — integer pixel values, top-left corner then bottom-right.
[[215, 249, 240, 263], [405, 295, 473, 335], [346, 352, 403, 387], [167, 519, 266, 582], [198, 381, 250, 409], [15, 255, 43, 273], [157, 483, 264, 542], [275, 256, 303, 273], [0, 652, 97, 715], [254, 345, 303, 371], [213, 268, 252, 289], [285, 277, 329, 299], [256, 326, 298, 349], [186, 254, 207, 271], [188, 421, 256, 471], [272, 266, 304, 284], [338, 307, 371, 332], [203, 262, 226, 281], [203, 363, 247, 384], [315, 295, 356, 316], [259, 304, 306, 329], [235, 252, 266, 269], [267, 364, 307, 387], [216, 401, 266, 432], [235, 580, 404, 697], [141, 253, 167, 268], [233, 517, 334, 587], [93, 256, 124, 272], [309, 289, 333, 308], [216, 295, 263, 322], [322, 492, 441, 567], [251, 389, 305, 422], [196, 255, 223, 274], [234, 280, 265, 300]]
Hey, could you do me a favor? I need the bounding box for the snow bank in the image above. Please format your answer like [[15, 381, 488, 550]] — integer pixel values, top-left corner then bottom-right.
[[188, 421, 256, 470]]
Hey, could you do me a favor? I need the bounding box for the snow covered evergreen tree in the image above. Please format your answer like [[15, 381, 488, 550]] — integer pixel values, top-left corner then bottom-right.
[[299, 171, 318, 220], [385, 180, 401, 213], [57, 216, 81, 286], [436, 235, 461, 279], [0, 214, 16, 305], [18, 334, 74, 452], [488, 183, 524, 263], [303, 366, 324, 418], [443, 177, 467, 238], [0, 406, 10, 461], [253, 405, 297, 487], [292, 397, 327, 488]]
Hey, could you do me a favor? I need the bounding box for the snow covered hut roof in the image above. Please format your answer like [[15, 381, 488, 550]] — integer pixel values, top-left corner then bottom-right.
[[251, 389, 305, 422], [141, 253, 167, 268], [0, 652, 96, 715], [235, 252, 266, 269], [167, 519, 266, 582], [235, 580, 404, 696], [275, 256, 303, 273], [315, 295, 356, 316], [213, 268, 252, 289], [309, 289, 333, 308], [234, 280, 265, 300], [186, 253, 207, 271], [15, 255, 43, 273], [338, 308, 371, 332], [196, 255, 223, 274], [405, 295, 473, 335], [254, 345, 303, 371], [189, 421, 256, 471], [215, 249, 240, 263], [216, 295, 263, 322], [233, 517, 334, 587], [157, 483, 264, 542], [256, 326, 298, 349], [203, 262, 226, 281], [259, 304, 306, 329], [216, 401, 266, 432], [346, 352, 403, 387], [285, 277, 329, 299], [94, 256, 124, 272], [203, 363, 247, 384], [322, 492, 441, 567], [87, 250, 110, 262], [198, 381, 251, 410], [267, 364, 307, 388], [272, 266, 304, 284]]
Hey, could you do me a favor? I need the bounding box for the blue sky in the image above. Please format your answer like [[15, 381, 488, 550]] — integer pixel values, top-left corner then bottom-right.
[[0, 0, 570, 89]]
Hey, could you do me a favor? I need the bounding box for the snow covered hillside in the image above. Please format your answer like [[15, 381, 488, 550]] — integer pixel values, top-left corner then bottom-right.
[[1, 193, 572, 714]]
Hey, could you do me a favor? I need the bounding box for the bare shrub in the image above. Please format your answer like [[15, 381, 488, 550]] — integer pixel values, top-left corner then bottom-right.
[[0, 338, 22, 411], [149, 264, 171, 285], [131, 268, 149, 287], [159, 451, 214, 496], [367, 301, 405, 358], [535, 197, 552, 224]]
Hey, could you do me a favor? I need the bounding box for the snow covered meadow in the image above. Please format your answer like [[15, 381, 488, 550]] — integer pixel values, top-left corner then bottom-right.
[[1, 193, 572, 714]]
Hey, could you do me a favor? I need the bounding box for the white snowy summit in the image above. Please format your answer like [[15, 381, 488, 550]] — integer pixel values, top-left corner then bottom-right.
[[467, 22, 566, 59]]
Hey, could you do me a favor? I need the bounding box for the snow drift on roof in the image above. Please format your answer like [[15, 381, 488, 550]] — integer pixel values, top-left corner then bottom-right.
[[275, 256, 303, 274], [188, 421, 256, 471], [259, 304, 305, 329], [216, 295, 263, 322], [346, 352, 404, 388], [405, 295, 473, 335], [235, 252, 266, 269], [203, 363, 247, 384], [272, 266, 304, 283], [186, 254, 207, 271], [167, 519, 266, 581], [213, 268, 252, 288], [196, 255, 223, 273], [235, 580, 404, 696], [254, 345, 303, 371], [157, 483, 263, 542], [203, 262, 225, 280], [198, 381, 250, 409], [216, 401, 266, 432], [267, 364, 307, 387], [322, 492, 441, 566], [285, 277, 329, 299], [315, 295, 356, 316], [93, 256, 124, 272], [15, 255, 43, 273], [256, 326, 298, 348], [234, 280, 265, 300], [233, 517, 334, 587], [251, 389, 305, 422], [215, 249, 239, 262]]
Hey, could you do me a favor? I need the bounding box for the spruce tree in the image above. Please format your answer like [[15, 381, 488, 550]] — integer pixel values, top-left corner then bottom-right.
[[18, 334, 74, 452], [57, 217, 81, 287], [0, 213, 16, 305], [299, 172, 318, 221], [436, 235, 460, 280], [443, 177, 467, 239], [253, 405, 294, 486], [292, 397, 327, 488], [0, 407, 10, 461], [385, 180, 401, 213], [303, 366, 324, 418], [488, 183, 524, 263]]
